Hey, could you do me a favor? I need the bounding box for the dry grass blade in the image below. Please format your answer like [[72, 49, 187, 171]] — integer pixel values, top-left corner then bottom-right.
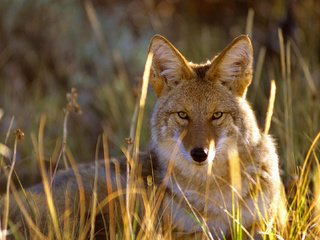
[[204, 140, 215, 221], [314, 151, 320, 235], [228, 146, 244, 239], [133, 52, 153, 160], [264, 80, 276, 135], [228, 146, 242, 196], [278, 29, 295, 175], [252, 47, 266, 101], [65, 148, 87, 239], [5, 117, 14, 145], [122, 52, 153, 239], [84, 0, 108, 52], [89, 136, 101, 240], [291, 41, 318, 98], [278, 29, 286, 81], [37, 115, 62, 240], [301, 132, 320, 184], [2, 130, 23, 236], [245, 8, 254, 37], [102, 134, 116, 240]]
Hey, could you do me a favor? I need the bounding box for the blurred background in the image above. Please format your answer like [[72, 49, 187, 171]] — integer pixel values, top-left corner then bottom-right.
[[0, 0, 319, 191]]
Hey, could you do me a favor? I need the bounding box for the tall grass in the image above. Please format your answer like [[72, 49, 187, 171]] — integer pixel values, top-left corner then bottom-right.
[[1, 45, 319, 239], [0, 4, 319, 240]]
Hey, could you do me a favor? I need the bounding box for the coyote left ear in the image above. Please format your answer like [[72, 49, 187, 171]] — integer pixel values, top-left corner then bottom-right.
[[148, 35, 194, 97], [206, 35, 253, 98]]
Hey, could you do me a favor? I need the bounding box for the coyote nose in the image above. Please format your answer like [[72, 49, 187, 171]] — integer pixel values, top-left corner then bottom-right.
[[190, 148, 207, 163]]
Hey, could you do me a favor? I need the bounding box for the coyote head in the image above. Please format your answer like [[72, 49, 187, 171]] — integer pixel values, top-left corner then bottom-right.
[[148, 35, 260, 175]]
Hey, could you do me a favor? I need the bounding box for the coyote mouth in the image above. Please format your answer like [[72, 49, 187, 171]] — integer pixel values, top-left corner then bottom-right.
[[193, 160, 208, 166]]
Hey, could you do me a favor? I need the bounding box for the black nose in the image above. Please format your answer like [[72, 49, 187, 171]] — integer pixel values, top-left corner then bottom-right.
[[190, 148, 207, 163]]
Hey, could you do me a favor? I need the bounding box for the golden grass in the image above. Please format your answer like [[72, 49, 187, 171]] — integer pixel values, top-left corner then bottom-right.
[[264, 80, 276, 135], [0, 78, 319, 240], [0, 9, 319, 240]]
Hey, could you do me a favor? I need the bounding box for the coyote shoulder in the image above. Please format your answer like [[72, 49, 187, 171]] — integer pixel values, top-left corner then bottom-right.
[[2, 35, 284, 239]]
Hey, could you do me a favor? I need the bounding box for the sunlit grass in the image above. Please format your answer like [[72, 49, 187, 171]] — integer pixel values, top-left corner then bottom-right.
[[0, 4, 319, 239], [0, 69, 319, 239]]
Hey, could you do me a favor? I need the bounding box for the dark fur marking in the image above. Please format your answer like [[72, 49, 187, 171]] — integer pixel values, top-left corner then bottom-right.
[[192, 64, 211, 80]]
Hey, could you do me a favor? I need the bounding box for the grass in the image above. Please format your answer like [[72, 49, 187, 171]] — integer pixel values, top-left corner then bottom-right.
[[0, 2, 320, 239], [0, 40, 319, 239]]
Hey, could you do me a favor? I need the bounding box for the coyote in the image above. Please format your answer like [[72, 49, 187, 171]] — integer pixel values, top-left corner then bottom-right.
[[1, 35, 284, 239]]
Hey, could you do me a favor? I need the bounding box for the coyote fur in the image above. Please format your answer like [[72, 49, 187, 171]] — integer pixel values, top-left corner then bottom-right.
[[1, 35, 284, 239]]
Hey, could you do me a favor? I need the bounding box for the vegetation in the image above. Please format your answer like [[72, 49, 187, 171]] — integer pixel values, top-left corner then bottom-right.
[[0, 0, 319, 239]]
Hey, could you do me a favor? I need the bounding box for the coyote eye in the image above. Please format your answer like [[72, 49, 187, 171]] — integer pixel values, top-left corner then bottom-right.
[[177, 111, 188, 120], [212, 112, 223, 120]]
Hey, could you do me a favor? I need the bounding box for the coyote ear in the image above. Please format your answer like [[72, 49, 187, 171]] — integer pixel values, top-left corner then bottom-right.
[[206, 35, 253, 98], [148, 35, 194, 97]]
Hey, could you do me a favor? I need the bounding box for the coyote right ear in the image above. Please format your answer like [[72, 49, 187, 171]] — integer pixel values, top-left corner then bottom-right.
[[148, 35, 194, 97], [205, 35, 253, 98]]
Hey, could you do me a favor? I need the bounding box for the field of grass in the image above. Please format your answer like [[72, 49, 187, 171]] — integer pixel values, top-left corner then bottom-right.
[[0, 0, 320, 239]]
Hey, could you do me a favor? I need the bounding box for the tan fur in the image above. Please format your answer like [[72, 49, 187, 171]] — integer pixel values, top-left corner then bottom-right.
[[149, 35, 284, 238], [1, 35, 285, 239]]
